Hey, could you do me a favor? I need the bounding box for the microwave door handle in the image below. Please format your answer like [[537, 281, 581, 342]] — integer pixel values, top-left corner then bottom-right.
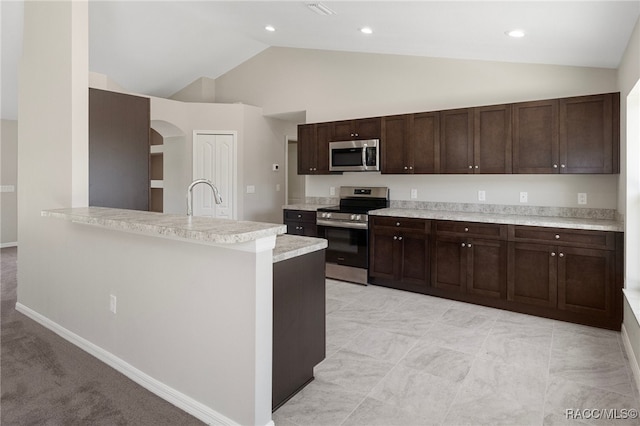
[[362, 147, 367, 168]]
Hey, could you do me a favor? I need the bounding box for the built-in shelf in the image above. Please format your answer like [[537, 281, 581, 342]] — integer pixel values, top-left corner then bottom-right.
[[150, 145, 164, 154]]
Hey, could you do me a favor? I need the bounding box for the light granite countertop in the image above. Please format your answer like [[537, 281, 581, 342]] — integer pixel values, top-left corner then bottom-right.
[[42, 207, 287, 244], [273, 235, 327, 263], [282, 204, 332, 212], [280, 202, 623, 232], [369, 208, 624, 232]]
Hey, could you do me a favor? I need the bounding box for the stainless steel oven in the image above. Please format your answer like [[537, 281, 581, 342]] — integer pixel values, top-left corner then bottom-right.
[[316, 186, 389, 284]]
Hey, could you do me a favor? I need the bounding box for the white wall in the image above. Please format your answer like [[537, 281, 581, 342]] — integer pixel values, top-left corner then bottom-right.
[[215, 47, 620, 209], [1, 119, 18, 246], [18, 0, 89, 310]]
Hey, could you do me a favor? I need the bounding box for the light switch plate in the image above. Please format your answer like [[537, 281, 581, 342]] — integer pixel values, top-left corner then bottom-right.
[[330, 187, 335, 196], [410, 189, 418, 199], [478, 190, 486, 201], [246, 185, 255, 194]]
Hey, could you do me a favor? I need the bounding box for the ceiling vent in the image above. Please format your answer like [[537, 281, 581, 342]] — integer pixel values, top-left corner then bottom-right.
[[307, 3, 336, 16]]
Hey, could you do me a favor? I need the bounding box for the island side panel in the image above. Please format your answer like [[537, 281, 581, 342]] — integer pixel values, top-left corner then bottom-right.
[[17, 218, 273, 426], [272, 249, 326, 409]]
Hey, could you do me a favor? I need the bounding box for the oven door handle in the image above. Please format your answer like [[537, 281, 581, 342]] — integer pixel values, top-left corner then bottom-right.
[[316, 220, 368, 230]]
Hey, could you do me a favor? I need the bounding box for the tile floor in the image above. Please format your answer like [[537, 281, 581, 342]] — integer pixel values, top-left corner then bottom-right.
[[274, 279, 640, 426]]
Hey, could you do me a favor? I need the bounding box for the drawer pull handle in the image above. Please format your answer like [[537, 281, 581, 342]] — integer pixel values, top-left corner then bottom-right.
[[396, 222, 400, 226], [464, 227, 469, 232], [551, 252, 556, 257], [555, 234, 560, 239]]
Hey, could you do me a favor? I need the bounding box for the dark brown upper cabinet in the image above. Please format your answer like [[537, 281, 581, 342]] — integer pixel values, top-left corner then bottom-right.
[[331, 117, 381, 141], [513, 99, 559, 174], [514, 93, 619, 174], [382, 112, 439, 174], [297, 123, 332, 175], [440, 105, 512, 174], [559, 93, 619, 174], [440, 108, 473, 174], [474, 104, 512, 174]]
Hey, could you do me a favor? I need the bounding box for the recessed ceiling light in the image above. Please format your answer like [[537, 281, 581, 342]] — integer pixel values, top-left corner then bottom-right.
[[506, 29, 525, 38], [360, 27, 373, 35], [265, 25, 276, 32]]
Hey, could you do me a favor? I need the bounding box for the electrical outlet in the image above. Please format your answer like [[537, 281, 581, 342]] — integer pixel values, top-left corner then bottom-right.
[[246, 185, 255, 194], [272, 164, 279, 171], [519, 192, 528, 203], [478, 190, 486, 201], [410, 189, 418, 199], [109, 295, 117, 314], [330, 187, 336, 196], [578, 193, 587, 205]]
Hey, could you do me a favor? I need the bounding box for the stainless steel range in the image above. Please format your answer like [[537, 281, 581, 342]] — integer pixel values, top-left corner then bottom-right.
[[316, 186, 389, 284]]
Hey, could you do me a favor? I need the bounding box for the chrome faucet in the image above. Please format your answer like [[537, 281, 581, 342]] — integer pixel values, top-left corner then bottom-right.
[[187, 179, 223, 216]]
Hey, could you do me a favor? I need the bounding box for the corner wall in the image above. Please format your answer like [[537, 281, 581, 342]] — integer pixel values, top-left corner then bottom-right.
[[1, 119, 18, 246], [619, 15, 640, 389]]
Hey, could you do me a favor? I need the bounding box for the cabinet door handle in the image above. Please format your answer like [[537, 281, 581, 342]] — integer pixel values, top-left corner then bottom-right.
[[398, 236, 403, 241], [475, 165, 479, 169], [555, 234, 560, 239], [461, 243, 466, 247], [467, 243, 472, 248], [468, 165, 473, 169], [409, 166, 413, 170], [561, 164, 566, 168], [553, 164, 558, 168], [297, 214, 302, 218], [393, 236, 398, 240], [396, 222, 400, 226], [551, 252, 556, 257], [464, 227, 469, 232], [404, 166, 408, 170], [559, 253, 564, 258]]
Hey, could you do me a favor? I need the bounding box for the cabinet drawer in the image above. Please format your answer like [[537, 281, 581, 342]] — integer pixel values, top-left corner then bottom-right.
[[435, 220, 507, 240], [508, 225, 615, 250], [284, 210, 316, 223], [370, 216, 429, 232]]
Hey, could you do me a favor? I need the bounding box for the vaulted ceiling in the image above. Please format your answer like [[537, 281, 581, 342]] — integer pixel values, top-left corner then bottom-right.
[[2, 1, 639, 120]]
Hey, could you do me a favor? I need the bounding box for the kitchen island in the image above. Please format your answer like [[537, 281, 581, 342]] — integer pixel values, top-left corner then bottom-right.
[[20, 207, 325, 426]]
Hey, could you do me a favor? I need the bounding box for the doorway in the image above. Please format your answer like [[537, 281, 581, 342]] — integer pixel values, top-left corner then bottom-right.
[[193, 131, 237, 219], [287, 139, 305, 205]]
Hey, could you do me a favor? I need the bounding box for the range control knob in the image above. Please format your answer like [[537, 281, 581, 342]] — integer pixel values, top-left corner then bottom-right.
[[350, 214, 356, 220], [355, 215, 362, 221]]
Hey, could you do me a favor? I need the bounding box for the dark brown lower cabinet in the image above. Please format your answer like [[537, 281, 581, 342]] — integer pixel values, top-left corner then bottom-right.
[[272, 249, 325, 410], [283, 209, 318, 237], [368, 216, 623, 330], [432, 236, 506, 299], [507, 231, 621, 329], [368, 217, 430, 292]]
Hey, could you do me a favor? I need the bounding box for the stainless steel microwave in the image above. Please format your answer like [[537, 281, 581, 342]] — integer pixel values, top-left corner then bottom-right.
[[329, 139, 380, 172]]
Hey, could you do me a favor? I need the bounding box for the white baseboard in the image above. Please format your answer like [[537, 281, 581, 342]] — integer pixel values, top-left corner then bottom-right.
[[1, 242, 17, 248], [621, 323, 640, 393], [15, 302, 241, 426]]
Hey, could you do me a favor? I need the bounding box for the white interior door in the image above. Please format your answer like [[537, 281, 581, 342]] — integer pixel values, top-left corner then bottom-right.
[[193, 132, 236, 219]]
